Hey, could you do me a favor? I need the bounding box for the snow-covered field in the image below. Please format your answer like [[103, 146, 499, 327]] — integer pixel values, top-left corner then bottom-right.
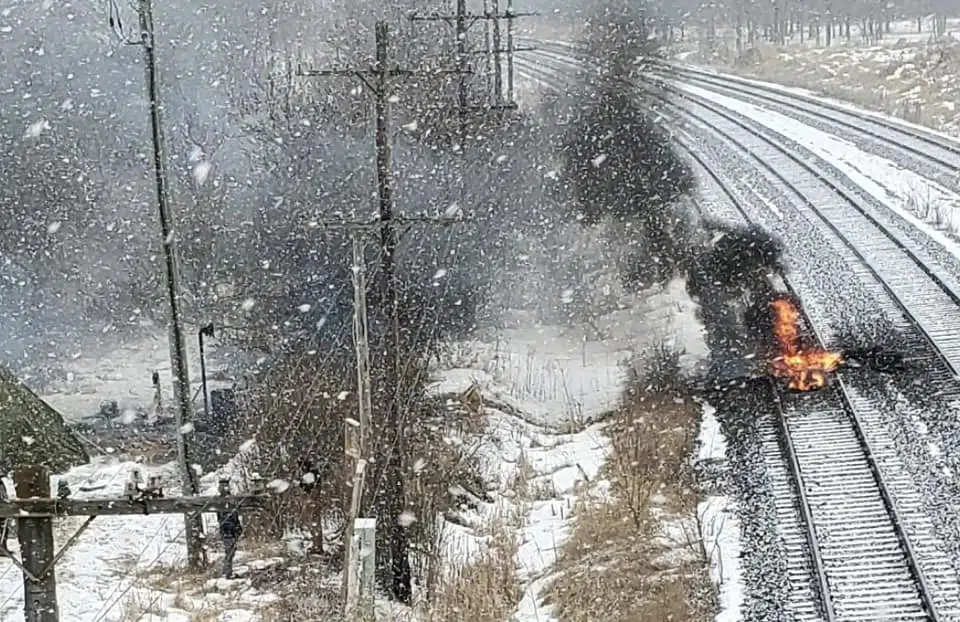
[[675, 18, 960, 137], [0, 276, 740, 621], [35, 327, 237, 425]]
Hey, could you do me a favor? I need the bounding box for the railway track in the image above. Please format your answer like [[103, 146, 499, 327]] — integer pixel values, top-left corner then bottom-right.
[[514, 51, 960, 390], [685, 143, 960, 622], [650, 63, 960, 185], [512, 54, 960, 620], [656, 81, 960, 384], [524, 38, 960, 182]]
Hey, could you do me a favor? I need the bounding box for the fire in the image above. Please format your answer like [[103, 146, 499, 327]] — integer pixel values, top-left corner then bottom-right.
[[769, 297, 843, 391]]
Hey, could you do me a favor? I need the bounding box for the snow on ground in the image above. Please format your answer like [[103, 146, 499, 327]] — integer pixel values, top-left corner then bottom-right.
[[0, 275, 722, 620], [0, 457, 275, 622], [673, 18, 960, 137], [26, 323, 238, 425], [428, 277, 715, 621], [678, 81, 960, 247], [696, 401, 742, 622]]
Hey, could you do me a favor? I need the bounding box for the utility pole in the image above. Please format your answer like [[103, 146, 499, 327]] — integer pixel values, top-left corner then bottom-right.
[[298, 22, 466, 604], [455, 0, 469, 143], [410, 2, 537, 115], [137, 0, 205, 569], [491, 0, 503, 103], [506, 0, 515, 104]]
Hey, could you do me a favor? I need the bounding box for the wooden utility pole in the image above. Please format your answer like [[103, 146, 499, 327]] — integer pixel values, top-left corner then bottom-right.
[[410, 3, 537, 114], [298, 22, 466, 604], [137, 0, 205, 569], [491, 0, 503, 103], [506, 0, 516, 104], [0, 467, 267, 622], [13, 466, 58, 622], [455, 0, 469, 140]]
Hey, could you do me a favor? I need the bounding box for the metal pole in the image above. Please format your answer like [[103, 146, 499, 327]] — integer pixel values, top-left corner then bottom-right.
[[506, 0, 515, 105], [199, 324, 214, 419], [492, 0, 503, 104], [344, 231, 373, 616], [351, 234, 372, 502], [138, 0, 205, 569]]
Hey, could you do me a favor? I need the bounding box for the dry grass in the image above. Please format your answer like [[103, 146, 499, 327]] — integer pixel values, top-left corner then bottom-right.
[[417, 387, 530, 622], [422, 516, 523, 622], [257, 584, 342, 621], [545, 379, 717, 622], [117, 561, 224, 621]]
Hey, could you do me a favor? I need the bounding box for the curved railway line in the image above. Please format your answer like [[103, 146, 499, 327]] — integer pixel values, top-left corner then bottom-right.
[[651, 63, 960, 188], [524, 38, 960, 188], [512, 49, 960, 620], [514, 49, 960, 390]]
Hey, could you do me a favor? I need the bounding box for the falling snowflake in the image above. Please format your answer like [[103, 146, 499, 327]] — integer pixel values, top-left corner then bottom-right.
[[443, 202, 463, 219], [267, 479, 290, 493], [24, 119, 50, 138], [192, 160, 212, 186]]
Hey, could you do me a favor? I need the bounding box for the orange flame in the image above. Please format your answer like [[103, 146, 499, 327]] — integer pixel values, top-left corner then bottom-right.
[[769, 297, 843, 391]]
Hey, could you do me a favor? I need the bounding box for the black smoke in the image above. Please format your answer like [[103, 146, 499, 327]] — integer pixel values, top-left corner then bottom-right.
[[686, 221, 788, 373], [686, 219, 910, 381], [555, 8, 698, 291]]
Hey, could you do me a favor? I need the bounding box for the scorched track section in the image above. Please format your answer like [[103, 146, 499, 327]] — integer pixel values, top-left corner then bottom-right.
[[513, 48, 960, 621], [659, 80, 960, 382], [685, 141, 960, 621]]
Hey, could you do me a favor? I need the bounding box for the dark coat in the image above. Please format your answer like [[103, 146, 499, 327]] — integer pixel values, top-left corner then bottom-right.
[[217, 509, 242, 539]]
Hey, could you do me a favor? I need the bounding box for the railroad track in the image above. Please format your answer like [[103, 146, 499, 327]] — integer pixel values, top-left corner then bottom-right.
[[650, 63, 960, 186], [687, 141, 960, 621], [524, 38, 960, 180], [512, 53, 960, 620], [514, 50, 960, 391], [655, 81, 960, 384]]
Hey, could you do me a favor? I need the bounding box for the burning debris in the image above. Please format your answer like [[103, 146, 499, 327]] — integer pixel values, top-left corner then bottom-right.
[[769, 296, 843, 391], [685, 221, 910, 393]]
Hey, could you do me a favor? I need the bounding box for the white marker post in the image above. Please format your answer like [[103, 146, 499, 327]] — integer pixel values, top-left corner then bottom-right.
[[346, 517, 377, 620]]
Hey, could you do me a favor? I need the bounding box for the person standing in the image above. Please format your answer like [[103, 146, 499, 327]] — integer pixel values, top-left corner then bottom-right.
[[215, 478, 242, 579]]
